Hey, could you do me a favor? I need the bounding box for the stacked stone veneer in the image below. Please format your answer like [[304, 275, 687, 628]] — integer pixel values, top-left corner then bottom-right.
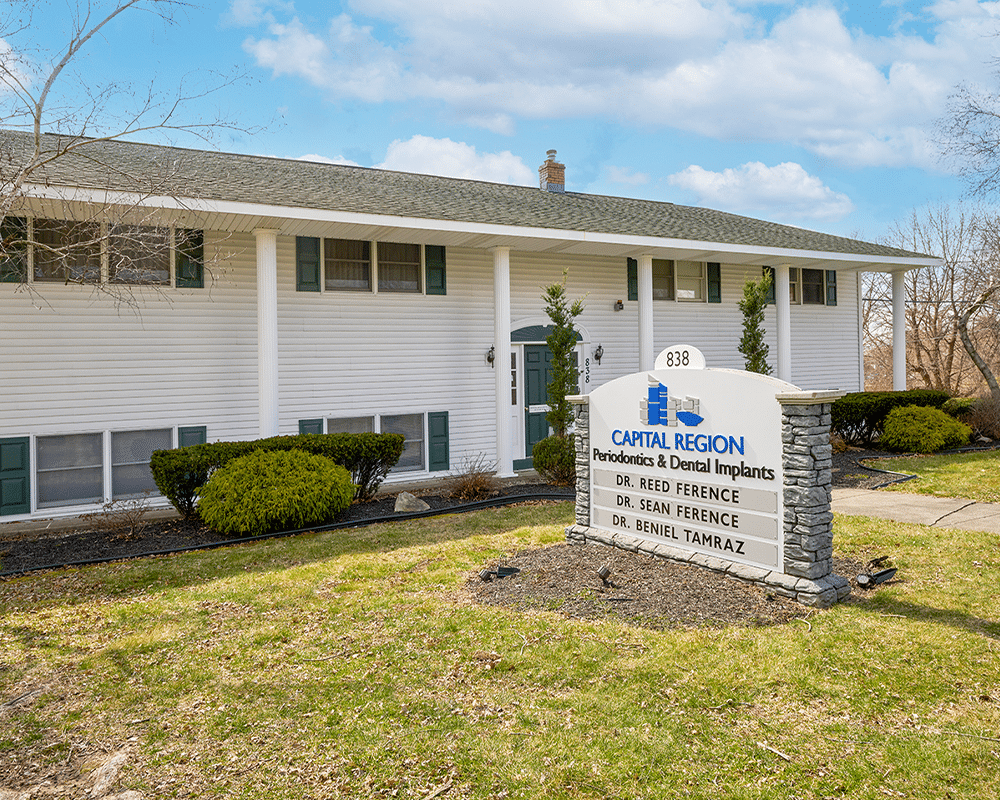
[[565, 394, 850, 608]]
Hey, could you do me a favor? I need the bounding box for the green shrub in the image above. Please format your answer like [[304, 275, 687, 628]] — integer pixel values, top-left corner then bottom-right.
[[880, 405, 972, 454], [533, 434, 576, 485], [831, 389, 950, 446], [151, 432, 404, 518], [942, 397, 976, 419], [197, 449, 356, 536]]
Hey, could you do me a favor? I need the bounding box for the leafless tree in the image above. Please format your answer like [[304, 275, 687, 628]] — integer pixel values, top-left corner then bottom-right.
[[0, 0, 253, 302], [864, 204, 1000, 396]]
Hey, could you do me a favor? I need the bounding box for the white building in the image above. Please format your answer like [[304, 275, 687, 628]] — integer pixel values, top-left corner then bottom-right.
[[0, 133, 936, 521]]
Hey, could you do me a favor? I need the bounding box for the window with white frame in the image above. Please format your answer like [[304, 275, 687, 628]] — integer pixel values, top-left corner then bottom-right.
[[801, 268, 825, 304], [675, 260, 705, 301], [33, 219, 102, 283], [35, 433, 104, 508], [4, 217, 203, 287], [324, 238, 371, 291], [379, 413, 424, 471], [111, 429, 172, 499], [377, 242, 421, 293], [651, 259, 675, 300], [109, 226, 171, 285], [327, 416, 375, 434]]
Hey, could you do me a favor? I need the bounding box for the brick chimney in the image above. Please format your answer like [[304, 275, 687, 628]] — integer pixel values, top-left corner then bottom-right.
[[538, 149, 565, 193]]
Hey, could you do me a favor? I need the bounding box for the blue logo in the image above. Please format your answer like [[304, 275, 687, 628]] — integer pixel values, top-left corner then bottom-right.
[[640, 376, 704, 427]]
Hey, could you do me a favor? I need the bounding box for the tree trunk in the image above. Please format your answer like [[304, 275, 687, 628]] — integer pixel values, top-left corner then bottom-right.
[[959, 285, 1000, 400]]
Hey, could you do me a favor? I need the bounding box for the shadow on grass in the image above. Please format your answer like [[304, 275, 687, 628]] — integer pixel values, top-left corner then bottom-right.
[[860, 594, 1000, 640], [0, 503, 575, 608]]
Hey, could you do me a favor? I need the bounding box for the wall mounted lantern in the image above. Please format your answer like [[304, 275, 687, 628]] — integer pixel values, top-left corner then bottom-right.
[[593, 344, 604, 365], [614, 299, 624, 311], [486, 346, 496, 367]]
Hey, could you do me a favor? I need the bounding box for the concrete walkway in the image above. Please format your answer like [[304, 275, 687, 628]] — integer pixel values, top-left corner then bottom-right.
[[832, 487, 1000, 534]]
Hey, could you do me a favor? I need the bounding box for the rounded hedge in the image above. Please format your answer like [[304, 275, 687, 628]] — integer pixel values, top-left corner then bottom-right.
[[533, 434, 576, 485], [881, 405, 972, 454], [197, 449, 356, 536]]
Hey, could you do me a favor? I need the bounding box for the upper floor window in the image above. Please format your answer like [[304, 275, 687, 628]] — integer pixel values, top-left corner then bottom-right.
[[324, 238, 371, 291], [109, 225, 170, 285], [378, 242, 421, 293], [0, 217, 202, 287], [33, 219, 101, 283]]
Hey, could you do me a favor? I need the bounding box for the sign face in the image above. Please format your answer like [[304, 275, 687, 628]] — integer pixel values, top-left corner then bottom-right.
[[587, 346, 796, 571]]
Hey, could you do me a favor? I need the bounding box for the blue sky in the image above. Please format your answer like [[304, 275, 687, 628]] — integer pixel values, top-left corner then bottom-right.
[[9, 0, 1000, 243]]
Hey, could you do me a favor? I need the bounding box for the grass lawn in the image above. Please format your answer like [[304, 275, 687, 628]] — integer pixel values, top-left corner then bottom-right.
[[866, 450, 1000, 503], [2, 501, 999, 799]]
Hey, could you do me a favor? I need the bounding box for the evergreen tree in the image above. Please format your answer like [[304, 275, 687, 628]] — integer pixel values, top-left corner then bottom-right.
[[542, 270, 586, 437], [738, 271, 773, 375]]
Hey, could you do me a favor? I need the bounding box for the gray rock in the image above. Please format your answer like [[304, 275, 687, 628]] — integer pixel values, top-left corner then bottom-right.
[[394, 491, 430, 512]]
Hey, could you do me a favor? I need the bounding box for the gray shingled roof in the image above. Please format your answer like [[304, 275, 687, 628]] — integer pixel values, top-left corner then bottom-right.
[[1, 130, 929, 259]]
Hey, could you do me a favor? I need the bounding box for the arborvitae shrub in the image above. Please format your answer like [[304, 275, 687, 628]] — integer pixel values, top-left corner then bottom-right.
[[880, 406, 971, 454], [197, 449, 356, 536], [942, 397, 976, 419], [533, 434, 576, 485]]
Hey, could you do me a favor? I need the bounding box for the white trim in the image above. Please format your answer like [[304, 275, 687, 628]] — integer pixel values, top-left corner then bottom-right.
[[21, 183, 941, 271]]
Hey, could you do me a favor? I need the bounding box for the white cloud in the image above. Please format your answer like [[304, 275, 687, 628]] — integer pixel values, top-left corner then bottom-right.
[[668, 162, 855, 221], [296, 153, 360, 166], [606, 165, 649, 186], [237, 0, 1000, 169], [376, 135, 535, 185]]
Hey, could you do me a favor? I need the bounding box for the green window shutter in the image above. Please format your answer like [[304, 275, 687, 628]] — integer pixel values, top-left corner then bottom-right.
[[299, 419, 323, 435], [763, 266, 775, 304], [296, 236, 321, 292], [707, 262, 721, 303], [0, 217, 27, 283], [627, 258, 638, 301], [826, 270, 837, 306], [425, 245, 446, 295], [0, 437, 30, 516], [427, 411, 449, 471], [178, 426, 207, 447], [175, 229, 204, 288]]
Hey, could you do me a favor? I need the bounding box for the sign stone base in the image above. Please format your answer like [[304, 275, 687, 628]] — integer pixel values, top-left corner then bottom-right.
[[567, 389, 851, 609]]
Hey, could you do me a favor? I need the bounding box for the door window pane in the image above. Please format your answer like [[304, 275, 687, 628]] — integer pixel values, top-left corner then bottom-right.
[[382, 413, 424, 471], [378, 242, 421, 293], [112, 429, 171, 499], [36, 433, 103, 507], [324, 238, 371, 291]]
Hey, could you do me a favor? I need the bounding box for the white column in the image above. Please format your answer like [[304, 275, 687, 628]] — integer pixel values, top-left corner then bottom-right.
[[493, 246, 515, 476], [775, 264, 792, 383], [255, 228, 280, 438], [637, 254, 654, 371], [892, 270, 907, 390]]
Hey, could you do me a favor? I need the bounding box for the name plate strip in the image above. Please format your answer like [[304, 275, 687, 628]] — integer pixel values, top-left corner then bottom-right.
[[592, 469, 777, 513]]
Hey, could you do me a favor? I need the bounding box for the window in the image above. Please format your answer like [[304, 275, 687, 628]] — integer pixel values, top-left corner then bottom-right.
[[111, 429, 171, 499], [327, 416, 375, 434], [109, 225, 170, 285], [36, 433, 104, 508], [382, 413, 424, 470], [1, 216, 27, 283], [33, 219, 101, 283], [676, 260, 704, 301], [175, 230, 204, 288], [651, 259, 674, 300], [801, 268, 825, 304], [325, 238, 371, 291], [789, 268, 799, 303], [378, 242, 421, 293]]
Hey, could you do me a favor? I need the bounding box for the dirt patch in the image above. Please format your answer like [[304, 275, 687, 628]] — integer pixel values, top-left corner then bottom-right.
[[468, 542, 870, 630]]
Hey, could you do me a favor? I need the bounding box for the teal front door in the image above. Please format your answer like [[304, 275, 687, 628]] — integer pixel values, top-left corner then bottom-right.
[[523, 344, 554, 464]]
